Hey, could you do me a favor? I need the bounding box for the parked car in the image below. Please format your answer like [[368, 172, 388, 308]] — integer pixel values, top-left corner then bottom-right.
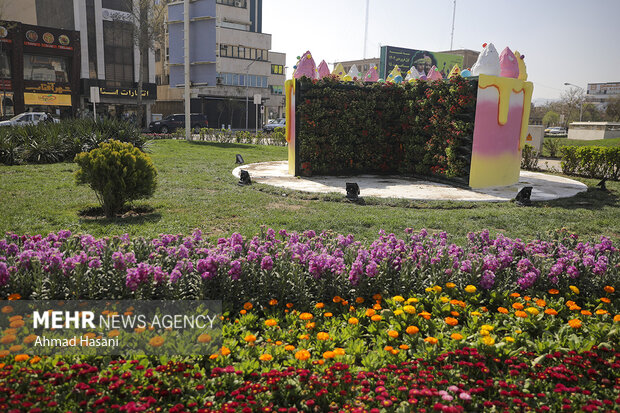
[[545, 127, 567, 136], [0, 112, 59, 127], [148, 113, 209, 134], [263, 118, 285, 132]]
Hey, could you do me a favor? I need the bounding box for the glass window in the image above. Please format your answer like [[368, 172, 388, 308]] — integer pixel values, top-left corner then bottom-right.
[[262, 76, 267, 88], [23, 54, 69, 82], [238, 47, 245, 59], [239, 74, 244, 86], [102, 0, 131, 12], [103, 20, 134, 83], [0, 50, 10, 79]]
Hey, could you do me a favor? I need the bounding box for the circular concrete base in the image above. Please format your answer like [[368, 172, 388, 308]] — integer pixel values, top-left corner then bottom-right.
[[232, 161, 588, 202]]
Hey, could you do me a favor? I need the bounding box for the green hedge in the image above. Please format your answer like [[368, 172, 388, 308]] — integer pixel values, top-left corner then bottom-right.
[[295, 76, 477, 182], [560, 146, 620, 180], [0, 118, 146, 165]]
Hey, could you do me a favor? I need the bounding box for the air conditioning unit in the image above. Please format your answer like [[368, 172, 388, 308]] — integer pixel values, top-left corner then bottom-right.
[[234, 0, 243, 7]]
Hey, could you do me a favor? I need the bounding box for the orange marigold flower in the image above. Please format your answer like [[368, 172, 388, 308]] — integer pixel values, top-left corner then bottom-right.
[[403, 305, 416, 314], [9, 345, 22, 353], [355, 297, 365, 304], [444, 317, 458, 326], [240, 310, 247, 315], [323, 351, 335, 359], [244, 334, 257, 343], [446, 282, 456, 289], [8, 294, 21, 300], [581, 310, 592, 316], [388, 330, 399, 338], [535, 299, 547, 307], [221, 347, 231, 356], [604, 286, 615, 294], [481, 307, 488, 312], [390, 349, 399, 355], [498, 307, 509, 314], [316, 332, 330, 341], [149, 336, 165, 347], [14, 354, 29, 362], [406, 325, 419, 335], [210, 354, 219, 360], [449, 299, 460, 306], [399, 344, 410, 350], [332, 296, 342, 303], [299, 312, 313, 321], [451, 333, 463, 340], [370, 315, 382, 322], [305, 322, 316, 329], [568, 319, 582, 329], [548, 289, 559, 295], [29, 356, 41, 365], [299, 334, 309, 340], [510, 292, 521, 298], [23, 334, 37, 344], [515, 310, 528, 318], [269, 299, 278, 306], [600, 297, 611, 304], [284, 345, 295, 351], [569, 305, 581, 311], [1, 306, 13, 314], [419, 311, 431, 320], [614, 315, 620, 323], [0, 335, 16, 345], [512, 302, 524, 310], [243, 302, 253, 311], [383, 345, 393, 351], [294, 349, 311, 361], [450, 311, 460, 317], [197, 334, 211, 343], [265, 319, 277, 327], [333, 348, 345, 356], [424, 336, 438, 345], [569, 286, 580, 294], [372, 293, 382, 301], [523, 296, 531, 301], [259, 354, 273, 361], [595, 309, 608, 315], [544, 308, 558, 316], [315, 302, 325, 309], [324, 312, 333, 318], [348, 317, 359, 325], [286, 303, 294, 308], [9, 320, 24, 328], [365, 308, 376, 317], [373, 303, 382, 311]]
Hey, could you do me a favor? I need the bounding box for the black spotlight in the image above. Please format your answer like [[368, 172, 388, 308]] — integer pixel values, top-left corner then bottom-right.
[[597, 177, 607, 191], [235, 154, 244, 164], [346, 182, 360, 201], [515, 186, 532, 206], [238, 170, 251, 186]]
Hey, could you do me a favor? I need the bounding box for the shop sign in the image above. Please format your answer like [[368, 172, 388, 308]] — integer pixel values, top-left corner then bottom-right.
[[0, 79, 12, 90], [24, 92, 72, 106], [23, 26, 73, 50], [24, 82, 71, 94], [99, 87, 153, 99]]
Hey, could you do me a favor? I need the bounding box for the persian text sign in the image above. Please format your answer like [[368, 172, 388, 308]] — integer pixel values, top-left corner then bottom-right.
[[0, 300, 222, 355], [24, 93, 72, 106]]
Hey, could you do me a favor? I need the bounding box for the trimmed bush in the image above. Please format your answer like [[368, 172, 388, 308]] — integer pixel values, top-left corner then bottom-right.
[[0, 118, 146, 165], [74, 140, 157, 217], [520, 144, 539, 170], [560, 146, 620, 180]]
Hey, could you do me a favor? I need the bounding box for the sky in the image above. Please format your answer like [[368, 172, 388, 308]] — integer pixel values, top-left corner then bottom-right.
[[262, 0, 620, 103]]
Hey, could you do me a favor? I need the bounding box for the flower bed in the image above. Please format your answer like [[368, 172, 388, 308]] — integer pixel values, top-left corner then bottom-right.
[[1, 229, 618, 411]]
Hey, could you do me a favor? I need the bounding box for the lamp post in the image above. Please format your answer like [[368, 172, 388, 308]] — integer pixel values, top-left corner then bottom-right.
[[245, 57, 260, 131], [564, 82, 584, 122]]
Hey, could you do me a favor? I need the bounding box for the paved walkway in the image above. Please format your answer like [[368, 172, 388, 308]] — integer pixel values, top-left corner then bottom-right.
[[232, 161, 588, 202]]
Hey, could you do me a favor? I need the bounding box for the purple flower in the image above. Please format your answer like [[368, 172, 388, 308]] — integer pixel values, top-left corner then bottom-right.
[[228, 260, 242, 280], [459, 260, 472, 273], [260, 255, 273, 271], [480, 270, 495, 289], [0, 261, 9, 286], [567, 265, 579, 278], [365, 261, 378, 278]]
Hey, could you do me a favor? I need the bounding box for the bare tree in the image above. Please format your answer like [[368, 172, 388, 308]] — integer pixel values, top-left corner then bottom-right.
[[560, 87, 585, 127], [115, 0, 166, 127]]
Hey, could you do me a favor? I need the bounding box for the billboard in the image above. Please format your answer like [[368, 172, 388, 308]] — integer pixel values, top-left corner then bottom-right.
[[168, 0, 216, 87], [380, 46, 464, 79]]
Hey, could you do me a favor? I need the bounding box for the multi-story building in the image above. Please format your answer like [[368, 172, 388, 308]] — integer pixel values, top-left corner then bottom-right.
[[1, 0, 157, 123], [154, 0, 286, 129], [586, 82, 620, 108]]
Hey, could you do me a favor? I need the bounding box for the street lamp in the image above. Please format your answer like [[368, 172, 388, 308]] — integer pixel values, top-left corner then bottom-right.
[[245, 57, 260, 131], [564, 82, 584, 122]]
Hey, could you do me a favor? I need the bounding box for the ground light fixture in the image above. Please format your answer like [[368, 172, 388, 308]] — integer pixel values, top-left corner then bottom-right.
[[235, 154, 244, 164], [515, 186, 533, 206], [597, 178, 607, 191], [238, 170, 252, 186], [346, 182, 360, 201]]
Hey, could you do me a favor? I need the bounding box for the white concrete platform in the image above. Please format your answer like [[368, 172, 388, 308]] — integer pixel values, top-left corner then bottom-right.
[[232, 161, 588, 202]]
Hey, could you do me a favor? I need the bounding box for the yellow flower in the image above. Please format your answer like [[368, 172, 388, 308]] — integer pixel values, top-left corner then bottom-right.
[[348, 317, 359, 325], [394, 309, 404, 316], [305, 322, 316, 329], [440, 296, 449, 303], [259, 354, 273, 361], [406, 325, 419, 335], [294, 349, 311, 361], [481, 324, 494, 331], [569, 285, 580, 294], [595, 309, 608, 315], [515, 330, 522, 334], [424, 336, 438, 345], [197, 334, 212, 343], [481, 336, 495, 346], [265, 319, 278, 327], [465, 285, 477, 293], [504, 336, 515, 343], [526, 307, 539, 316], [387, 330, 399, 338], [470, 311, 482, 317], [451, 333, 463, 340], [407, 297, 419, 304], [333, 348, 345, 356], [298, 334, 309, 340], [392, 295, 405, 302], [479, 329, 490, 336], [403, 305, 416, 314], [432, 285, 442, 293], [445, 282, 456, 289]]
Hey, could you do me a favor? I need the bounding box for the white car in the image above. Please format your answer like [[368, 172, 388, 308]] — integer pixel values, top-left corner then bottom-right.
[[0, 112, 59, 127]]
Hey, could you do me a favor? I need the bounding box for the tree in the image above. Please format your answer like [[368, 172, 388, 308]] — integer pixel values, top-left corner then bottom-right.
[[542, 110, 559, 127], [560, 87, 585, 126], [115, 0, 166, 128], [605, 95, 620, 122]]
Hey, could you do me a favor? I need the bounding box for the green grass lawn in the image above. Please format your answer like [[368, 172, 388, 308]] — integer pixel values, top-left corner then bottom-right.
[[1, 139, 618, 243], [542, 136, 620, 157]]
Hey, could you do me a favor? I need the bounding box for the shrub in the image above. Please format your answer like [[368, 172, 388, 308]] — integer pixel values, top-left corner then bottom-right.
[[560, 146, 620, 180], [520, 144, 539, 170], [74, 140, 157, 217], [543, 137, 563, 157]]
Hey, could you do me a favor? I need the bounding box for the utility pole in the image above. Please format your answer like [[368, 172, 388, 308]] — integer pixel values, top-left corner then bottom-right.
[[450, 0, 456, 51], [363, 0, 369, 59], [184, 0, 191, 140]]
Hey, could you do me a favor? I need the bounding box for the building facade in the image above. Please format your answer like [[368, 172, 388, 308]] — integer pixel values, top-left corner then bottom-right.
[[1, 0, 157, 123], [153, 0, 286, 129], [586, 82, 620, 108]]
